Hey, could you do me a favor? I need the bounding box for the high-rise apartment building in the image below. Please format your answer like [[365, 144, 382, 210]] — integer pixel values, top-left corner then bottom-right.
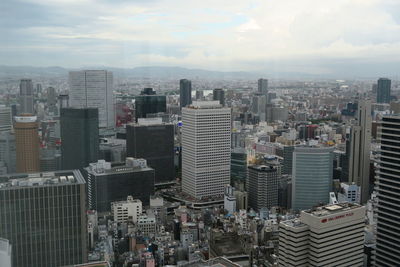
[[14, 115, 40, 173], [213, 88, 225, 106], [279, 203, 365, 267], [179, 79, 192, 110], [348, 100, 371, 203], [258, 78, 268, 95], [126, 118, 174, 183], [19, 79, 34, 114], [69, 70, 115, 128], [182, 101, 231, 199], [84, 158, 155, 212], [0, 106, 12, 132], [374, 115, 400, 266], [61, 108, 99, 170], [377, 78, 391, 104], [292, 146, 333, 211], [247, 165, 279, 211], [0, 170, 87, 267]]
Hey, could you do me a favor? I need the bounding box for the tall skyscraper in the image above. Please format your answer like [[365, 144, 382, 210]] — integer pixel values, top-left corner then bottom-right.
[[279, 203, 365, 267], [348, 100, 371, 203], [251, 94, 267, 121], [247, 165, 279, 211], [179, 79, 192, 110], [14, 115, 40, 173], [69, 70, 115, 128], [61, 108, 99, 170], [374, 115, 400, 266], [84, 158, 155, 212], [19, 79, 34, 114], [182, 101, 231, 199], [0, 106, 12, 132], [376, 78, 391, 104], [0, 131, 16, 174], [126, 118, 174, 183], [134, 88, 167, 121], [0, 170, 87, 267], [213, 88, 225, 106], [257, 78, 268, 95], [292, 146, 333, 211]]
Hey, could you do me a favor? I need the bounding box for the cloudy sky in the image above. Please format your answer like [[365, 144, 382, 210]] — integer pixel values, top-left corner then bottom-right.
[[1, 0, 400, 76]]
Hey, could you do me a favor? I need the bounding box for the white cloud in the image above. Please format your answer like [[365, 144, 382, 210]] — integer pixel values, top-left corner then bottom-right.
[[1, 0, 400, 74]]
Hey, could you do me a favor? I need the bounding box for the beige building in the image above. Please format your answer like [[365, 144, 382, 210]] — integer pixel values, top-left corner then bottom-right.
[[14, 115, 39, 173], [279, 202, 365, 267]]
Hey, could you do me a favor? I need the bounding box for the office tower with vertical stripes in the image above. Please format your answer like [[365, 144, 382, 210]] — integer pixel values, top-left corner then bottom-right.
[[0, 170, 87, 267], [182, 101, 231, 199], [19, 79, 34, 114], [69, 70, 115, 128], [292, 146, 334, 211], [374, 115, 400, 266]]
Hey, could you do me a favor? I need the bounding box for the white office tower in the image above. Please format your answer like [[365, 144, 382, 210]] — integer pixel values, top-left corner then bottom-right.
[[182, 101, 231, 199], [19, 79, 34, 114], [279, 203, 365, 267], [374, 115, 400, 266], [111, 196, 142, 223], [69, 70, 115, 128], [0, 238, 11, 267], [224, 185, 236, 214], [348, 100, 371, 203], [0, 106, 12, 132]]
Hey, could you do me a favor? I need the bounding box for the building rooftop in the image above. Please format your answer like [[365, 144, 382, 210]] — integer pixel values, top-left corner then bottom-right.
[[188, 101, 222, 109], [0, 170, 85, 189], [86, 159, 154, 175], [303, 202, 363, 218], [280, 219, 307, 228]]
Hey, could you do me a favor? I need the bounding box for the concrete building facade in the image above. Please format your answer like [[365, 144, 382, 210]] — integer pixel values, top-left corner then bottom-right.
[[279, 203, 365, 267], [182, 101, 231, 199]]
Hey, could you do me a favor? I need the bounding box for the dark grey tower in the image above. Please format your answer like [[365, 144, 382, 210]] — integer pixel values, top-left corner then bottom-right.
[[213, 88, 225, 106], [0, 170, 87, 267], [180, 79, 192, 110], [19, 79, 34, 114], [374, 115, 400, 266], [257, 78, 268, 95], [247, 165, 279, 211], [126, 120, 175, 183], [61, 108, 99, 170], [377, 78, 391, 104]]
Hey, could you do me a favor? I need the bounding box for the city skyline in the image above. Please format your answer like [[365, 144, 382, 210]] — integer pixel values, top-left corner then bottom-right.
[[1, 0, 400, 77]]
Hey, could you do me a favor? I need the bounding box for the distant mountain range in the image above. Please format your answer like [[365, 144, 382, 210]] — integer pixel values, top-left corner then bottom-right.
[[0, 65, 262, 79]]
